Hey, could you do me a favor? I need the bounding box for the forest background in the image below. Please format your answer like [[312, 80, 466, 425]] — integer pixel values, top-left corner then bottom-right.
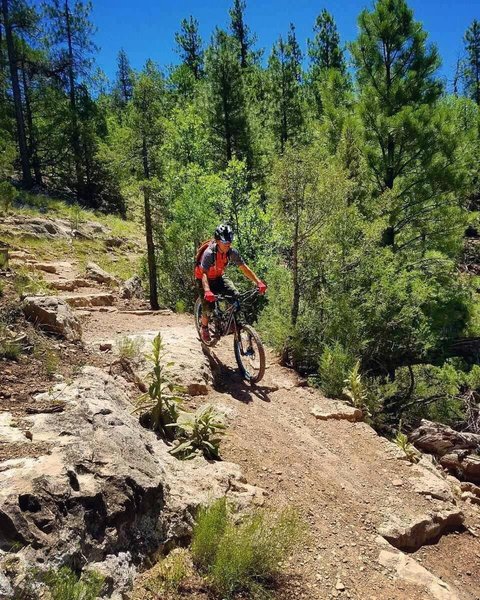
[[2, 0, 480, 433]]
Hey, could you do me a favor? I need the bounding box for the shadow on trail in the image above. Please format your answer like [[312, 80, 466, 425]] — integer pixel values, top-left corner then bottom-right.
[[202, 346, 276, 404]]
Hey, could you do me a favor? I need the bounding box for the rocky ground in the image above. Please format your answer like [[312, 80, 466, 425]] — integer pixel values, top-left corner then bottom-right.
[[1, 213, 480, 600]]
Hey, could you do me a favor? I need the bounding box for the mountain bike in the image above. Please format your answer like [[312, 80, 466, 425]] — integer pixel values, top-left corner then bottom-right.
[[194, 288, 266, 383]]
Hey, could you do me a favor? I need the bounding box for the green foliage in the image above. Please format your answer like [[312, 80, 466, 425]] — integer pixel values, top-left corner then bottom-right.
[[394, 422, 420, 463], [192, 499, 305, 599], [41, 567, 103, 600], [318, 343, 356, 398], [191, 498, 229, 572], [134, 333, 184, 439], [268, 24, 304, 150], [343, 361, 367, 409], [170, 404, 226, 460]]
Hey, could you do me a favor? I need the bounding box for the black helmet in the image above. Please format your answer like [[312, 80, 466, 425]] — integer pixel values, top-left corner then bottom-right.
[[214, 223, 234, 243]]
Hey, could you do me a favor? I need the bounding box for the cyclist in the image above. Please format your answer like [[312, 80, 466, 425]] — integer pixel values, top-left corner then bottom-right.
[[195, 224, 267, 343]]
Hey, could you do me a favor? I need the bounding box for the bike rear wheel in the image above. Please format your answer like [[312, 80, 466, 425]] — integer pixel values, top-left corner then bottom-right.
[[234, 325, 266, 383], [194, 297, 219, 347]]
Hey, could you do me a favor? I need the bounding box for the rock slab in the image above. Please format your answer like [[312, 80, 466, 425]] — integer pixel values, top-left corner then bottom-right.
[[311, 402, 362, 422], [22, 296, 82, 341], [0, 367, 260, 598]]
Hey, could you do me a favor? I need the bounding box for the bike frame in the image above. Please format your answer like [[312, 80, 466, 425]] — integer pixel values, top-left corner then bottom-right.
[[212, 289, 257, 338]]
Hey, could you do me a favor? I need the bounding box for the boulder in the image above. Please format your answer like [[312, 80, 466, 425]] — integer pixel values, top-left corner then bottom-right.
[[377, 509, 464, 551], [440, 451, 480, 483], [109, 329, 212, 396], [120, 275, 143, 300], [408, 458, 454, 502], [0, 367, 261, 598], [378, 549, 459, 600], [311, 402, 362, 422], [22, 296, 82, 341], [85, 262, 119, 286], [62, 292, 115, 308], [32, 262, 57, 274]]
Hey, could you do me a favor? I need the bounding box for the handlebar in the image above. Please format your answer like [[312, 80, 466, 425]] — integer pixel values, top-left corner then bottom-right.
[[214, 288, 259, 303]]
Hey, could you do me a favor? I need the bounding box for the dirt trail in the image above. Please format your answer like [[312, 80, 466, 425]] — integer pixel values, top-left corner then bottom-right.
[[15, 258, 480, 599], [74, 280, 480, 600]]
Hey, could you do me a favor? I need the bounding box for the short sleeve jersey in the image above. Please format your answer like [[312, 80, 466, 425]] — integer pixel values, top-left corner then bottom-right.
[[200, 244, 245, 273]]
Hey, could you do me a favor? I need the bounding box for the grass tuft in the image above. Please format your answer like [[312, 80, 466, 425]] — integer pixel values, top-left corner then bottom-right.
[[192, 499, 306, 599]]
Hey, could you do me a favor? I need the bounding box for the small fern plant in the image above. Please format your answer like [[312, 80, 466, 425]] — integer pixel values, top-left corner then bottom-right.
[[170, 404, 226, 460], [134, 333, 184, 440], [343, 360, 367, 412]]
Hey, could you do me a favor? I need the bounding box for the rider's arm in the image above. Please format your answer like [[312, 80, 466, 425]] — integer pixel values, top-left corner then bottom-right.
[[238, 264, 261, 285], [201, 272, 211, 293]]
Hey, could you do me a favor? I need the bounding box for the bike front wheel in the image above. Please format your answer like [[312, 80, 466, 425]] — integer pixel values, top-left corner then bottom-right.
[[234, 325, 266, 383]]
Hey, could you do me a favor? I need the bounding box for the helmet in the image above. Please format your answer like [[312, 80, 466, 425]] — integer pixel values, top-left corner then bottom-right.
[[214, 223, 234, 243]]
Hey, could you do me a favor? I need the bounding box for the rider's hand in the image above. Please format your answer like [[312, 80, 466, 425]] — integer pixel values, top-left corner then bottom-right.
[[257, 281, 267, 295], [204, 290, 217, 303]]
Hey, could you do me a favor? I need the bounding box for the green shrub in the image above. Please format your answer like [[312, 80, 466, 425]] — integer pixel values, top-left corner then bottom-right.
[[0, 181, 18, 214], [192, 499, 305, 599], [317, 342, 356, 398], [191, 498, 229, 571], [170, 404, 226, 460], [175, 299, 187, 314], [343, 360, 367, 409], [115, 335, 143, 361], [134, 333, 184, 439], [42, 567, 104, 600]]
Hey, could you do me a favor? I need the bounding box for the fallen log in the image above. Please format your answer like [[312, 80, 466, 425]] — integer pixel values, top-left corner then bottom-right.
[[409, 420, 480, 456]]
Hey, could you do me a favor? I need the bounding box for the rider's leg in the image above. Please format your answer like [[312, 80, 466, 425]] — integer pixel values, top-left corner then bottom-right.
[[219, 277, 246, 325]]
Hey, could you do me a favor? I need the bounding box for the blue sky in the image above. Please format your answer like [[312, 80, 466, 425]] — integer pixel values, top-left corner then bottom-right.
[[89, 0, 478, 90]]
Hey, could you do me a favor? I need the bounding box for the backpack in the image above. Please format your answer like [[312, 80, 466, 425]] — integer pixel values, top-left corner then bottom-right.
[[194, 239, 214, 280]]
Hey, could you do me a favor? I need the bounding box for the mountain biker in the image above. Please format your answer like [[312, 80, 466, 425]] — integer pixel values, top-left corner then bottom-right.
[[195, 224, 267, 343]]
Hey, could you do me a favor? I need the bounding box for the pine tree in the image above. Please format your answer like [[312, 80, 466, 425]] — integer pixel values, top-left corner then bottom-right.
[[268, 23, 303, 152], [1, 0, 32, 186], [464, 20, 480, 105], [43, 0, 97, 202], [205, 28, 250, 167], [229, 0, 254, 68], [306, 10, 348, 119], [175, 16, 203, 80], [114, 48, 134, 106], [350, 0, 459, 251], [308, 9, 345, 75], [129, 61, 164, 309]]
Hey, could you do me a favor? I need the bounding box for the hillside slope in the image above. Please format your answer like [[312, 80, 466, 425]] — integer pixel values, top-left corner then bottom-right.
[[0, 212, 479, 599]]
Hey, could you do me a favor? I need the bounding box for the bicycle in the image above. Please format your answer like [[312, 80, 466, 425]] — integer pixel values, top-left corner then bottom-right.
[[194, 288, 266, 383]]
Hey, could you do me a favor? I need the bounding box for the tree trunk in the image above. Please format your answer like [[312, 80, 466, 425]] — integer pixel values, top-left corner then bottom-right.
[[291, 210, 300, 326], [65, 0, 83, 201], [21, 61, 42, 186], [2, 0, 32, 187], [222, 75, 232, 163], [142, 136, 159, 310]]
